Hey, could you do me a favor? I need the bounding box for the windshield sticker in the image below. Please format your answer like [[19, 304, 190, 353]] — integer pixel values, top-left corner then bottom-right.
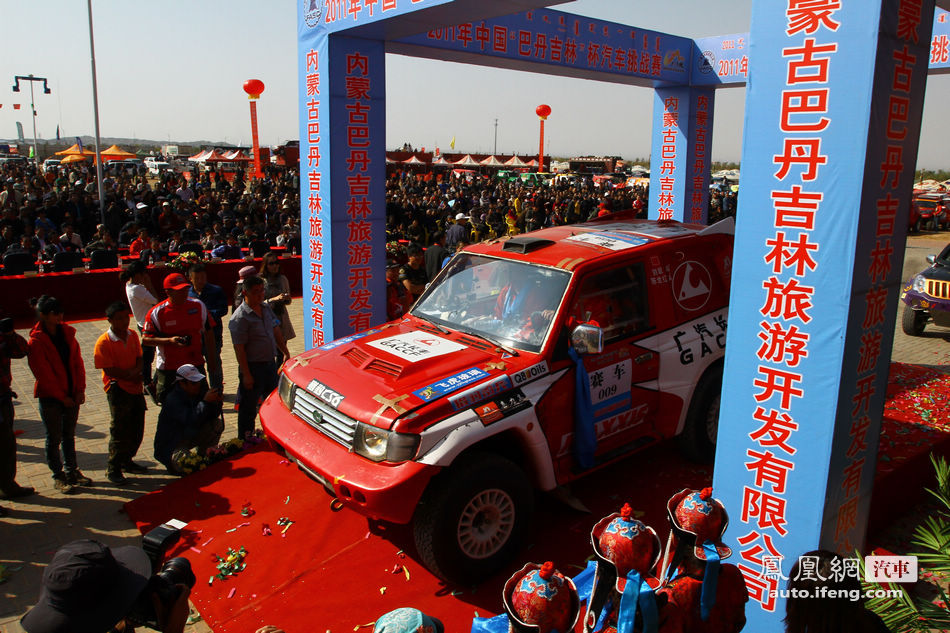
[[588, 359, 633, 423], [367, 331, 466, 361], [509, 360, 549, 386], [306, 379, 344, 408], [449, 375, 513, 411], [318, 328, 381, 351], [413, 367, 490, 402], [566, 231, 652, 251]]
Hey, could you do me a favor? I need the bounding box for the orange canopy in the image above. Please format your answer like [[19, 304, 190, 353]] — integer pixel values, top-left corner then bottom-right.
[[100, 144, 137, 161], [55, 143, 96, 157], [60, 154, 89, 164]]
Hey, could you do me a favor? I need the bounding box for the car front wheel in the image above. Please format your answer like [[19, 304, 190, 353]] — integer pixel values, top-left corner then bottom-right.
[[413, 453, 533, 584], [678, 364, 723, 464], [901, 307, 928, 336]]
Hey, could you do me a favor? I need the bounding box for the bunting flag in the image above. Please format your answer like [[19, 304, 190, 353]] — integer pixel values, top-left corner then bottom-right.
[[56, 125, 60, 140], [13, 104, 21, 110], [76, 137, 84, 152], [449, 136, 455, 149], [28, 146, 34, 158]]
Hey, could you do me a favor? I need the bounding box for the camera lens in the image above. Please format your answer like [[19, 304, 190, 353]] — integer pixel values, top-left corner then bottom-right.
[[159, 557, 196, 589]]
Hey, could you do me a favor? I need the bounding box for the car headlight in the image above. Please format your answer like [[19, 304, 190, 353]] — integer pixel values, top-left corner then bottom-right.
[[278, 373, 295, 410], [353, 422, 420, 463], [913, 275, 926, 293]]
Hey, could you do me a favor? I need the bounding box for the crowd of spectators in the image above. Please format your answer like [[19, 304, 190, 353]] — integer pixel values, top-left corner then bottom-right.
[[0, 158, 303, 269]]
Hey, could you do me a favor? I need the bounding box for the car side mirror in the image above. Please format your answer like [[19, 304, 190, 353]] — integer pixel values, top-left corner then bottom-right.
[[927, 255, 936, 265], [571, 323, 604, 355]]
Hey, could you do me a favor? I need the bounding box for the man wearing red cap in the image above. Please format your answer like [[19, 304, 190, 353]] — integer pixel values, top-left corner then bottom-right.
[[142, 273, 219, 403]]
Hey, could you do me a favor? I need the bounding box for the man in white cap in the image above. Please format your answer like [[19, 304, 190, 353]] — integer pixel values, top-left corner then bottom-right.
[[445, 212, 469, 248], [153, 363, 223, 474]]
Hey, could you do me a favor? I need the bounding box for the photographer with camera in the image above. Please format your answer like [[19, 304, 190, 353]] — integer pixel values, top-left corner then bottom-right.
[[153, 364, 223, 474], [142, 273, 219, 404], [0, 313, 34, 515], [21, 538, 194, 633]]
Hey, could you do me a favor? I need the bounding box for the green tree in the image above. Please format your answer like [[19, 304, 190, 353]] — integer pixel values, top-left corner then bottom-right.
[[865, 454, 950, 631]]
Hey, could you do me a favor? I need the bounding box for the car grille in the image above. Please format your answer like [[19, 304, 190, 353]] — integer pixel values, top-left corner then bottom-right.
[[291, 386, 358, 447], [926, 279, 950, 300]]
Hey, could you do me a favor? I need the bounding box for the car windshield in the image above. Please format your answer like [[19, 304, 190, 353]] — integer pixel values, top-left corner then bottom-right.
[[412, 253, 571, 353], [937, 243, 950, 266], [917, 200, 938, 209]]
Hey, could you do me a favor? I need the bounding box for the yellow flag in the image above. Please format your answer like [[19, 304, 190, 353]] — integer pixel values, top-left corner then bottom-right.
[[450, 136, 456, 150]]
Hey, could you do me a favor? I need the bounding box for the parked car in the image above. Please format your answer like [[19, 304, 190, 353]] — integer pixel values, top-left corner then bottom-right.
[[912, 193, 949, 231], [261, 215, 735, 583], [42, 158, 62, 173], [900, 241, 950, 335], [147, 161, 173, 175]]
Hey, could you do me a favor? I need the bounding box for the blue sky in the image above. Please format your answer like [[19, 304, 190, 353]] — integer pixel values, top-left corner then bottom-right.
[[2, 0, 949, 166]]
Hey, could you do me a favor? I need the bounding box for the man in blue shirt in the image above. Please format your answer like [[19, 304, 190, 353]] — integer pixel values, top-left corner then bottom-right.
[[211, 234, 242, 259], [188, 263, 227, 390], [229, 275, 290, 439]]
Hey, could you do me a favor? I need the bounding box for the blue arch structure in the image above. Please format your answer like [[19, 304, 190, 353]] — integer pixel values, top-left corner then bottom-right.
[[298, 2, 950, 629]]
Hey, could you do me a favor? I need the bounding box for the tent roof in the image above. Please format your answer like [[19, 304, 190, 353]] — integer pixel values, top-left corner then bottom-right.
[[453, 154, 481, 166], [403, 155, 425, 164], [480, 155, 504, 166], [101, 144, 137, 161], [55, 143, 96, 156], [504, 155, 527, 167]]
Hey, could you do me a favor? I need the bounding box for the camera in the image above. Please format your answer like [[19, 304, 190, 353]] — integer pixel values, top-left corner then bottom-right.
[[178, 334, 192, 346], [126, 523, 196, 630]]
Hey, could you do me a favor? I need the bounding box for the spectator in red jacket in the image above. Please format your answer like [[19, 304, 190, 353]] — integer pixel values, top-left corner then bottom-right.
[[27, 296, 91, 495]]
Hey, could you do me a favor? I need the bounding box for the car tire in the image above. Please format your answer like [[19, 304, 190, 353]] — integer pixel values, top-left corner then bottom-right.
[[914, 218, 922, 233], [677, 363, 723, 464], [901, 307, 927, 336], [413, 453, 533, 585]]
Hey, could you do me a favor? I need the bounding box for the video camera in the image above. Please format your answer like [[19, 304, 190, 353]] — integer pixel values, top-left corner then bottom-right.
[[126, 520, 196, 630]]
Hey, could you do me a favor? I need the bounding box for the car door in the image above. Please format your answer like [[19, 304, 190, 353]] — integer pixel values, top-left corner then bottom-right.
[[539, 261, 660, 480]]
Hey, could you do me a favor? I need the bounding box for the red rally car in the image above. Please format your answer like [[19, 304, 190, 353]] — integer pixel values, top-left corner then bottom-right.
[[261, 215, 735, 583]]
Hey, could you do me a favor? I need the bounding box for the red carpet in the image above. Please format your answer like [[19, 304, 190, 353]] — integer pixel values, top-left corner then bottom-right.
[[123, 363, 949, 633]]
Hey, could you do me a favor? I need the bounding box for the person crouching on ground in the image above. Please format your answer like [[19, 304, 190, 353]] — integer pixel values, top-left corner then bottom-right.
[[153, 364, 223, 474], [93, 302, 148, 485], [27, 295, 91, 494]]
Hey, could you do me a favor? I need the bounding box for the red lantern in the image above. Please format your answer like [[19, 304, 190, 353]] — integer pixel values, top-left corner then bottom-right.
[[536, 104, 551, 120], [243, 79, 266, 99]]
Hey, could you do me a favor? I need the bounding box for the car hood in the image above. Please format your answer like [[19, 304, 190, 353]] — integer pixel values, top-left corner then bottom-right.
[[282, 317, 547, 432]]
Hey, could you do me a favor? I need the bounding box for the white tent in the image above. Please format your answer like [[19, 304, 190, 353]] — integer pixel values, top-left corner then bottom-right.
[[403, 155, 425, 164], [480, 155, 504, 166], [453, 154, 481, 167], [504, 155, 527, 167]]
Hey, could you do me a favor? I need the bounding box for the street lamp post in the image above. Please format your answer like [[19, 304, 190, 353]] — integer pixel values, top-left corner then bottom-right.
[[11, 74, 51, 165]]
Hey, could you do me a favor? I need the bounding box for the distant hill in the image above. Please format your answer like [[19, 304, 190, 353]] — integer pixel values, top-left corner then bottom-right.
[[0, 136, 240, 158]]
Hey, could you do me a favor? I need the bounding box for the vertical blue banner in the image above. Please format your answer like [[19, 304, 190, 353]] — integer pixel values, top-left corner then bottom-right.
[[299, 7, 386, 348], [685, 88, 714, 224], [649, 87, 690, 222], [713, 2, 933, 632]]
